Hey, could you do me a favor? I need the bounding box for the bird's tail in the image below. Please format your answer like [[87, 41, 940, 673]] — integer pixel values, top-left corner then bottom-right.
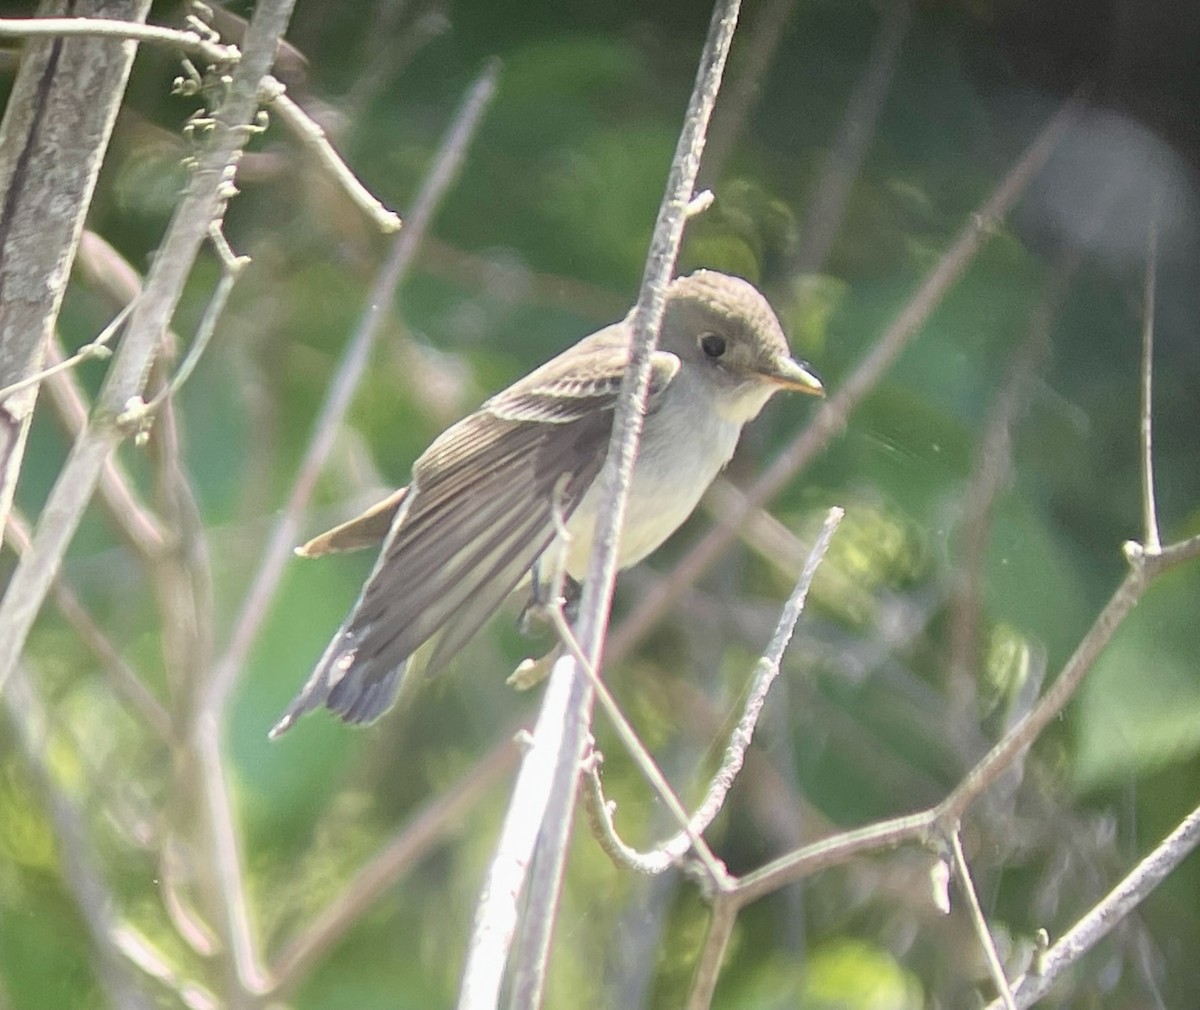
[[268, 622, 410, 739]]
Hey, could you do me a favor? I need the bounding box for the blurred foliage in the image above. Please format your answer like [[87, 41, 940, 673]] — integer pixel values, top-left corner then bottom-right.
[[2, 0, 1200, 1008]]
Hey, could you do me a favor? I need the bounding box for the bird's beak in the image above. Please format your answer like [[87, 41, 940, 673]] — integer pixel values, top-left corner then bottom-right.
[[760, 356, 824, 396]]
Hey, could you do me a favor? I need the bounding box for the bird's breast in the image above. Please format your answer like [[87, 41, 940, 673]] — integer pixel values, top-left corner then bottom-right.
[[561, 377, 743, 579]]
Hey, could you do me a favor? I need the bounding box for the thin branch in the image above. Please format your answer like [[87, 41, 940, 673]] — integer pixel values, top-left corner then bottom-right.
[[0, 302, 127, 403], [148, 372, 215, 715], [193, 723, 266, 996], [939, 564, 1137, 827], [949, 829, 1018, 1010], [111, 924, 217, 1009], [40, 335, 169, 559], [208, 60, 497, 717], [263, 78, 402, 233], [457, 655, 578, 1010], [986, 803, 1200, 1010], [140, 234, 247, 417], [685, 892, 740, 1010], [734, 808, 934, 906], [721, 527, 1200, 911], [579, 507, 842, 876], [0, 16, 238, 65], [503, 6, 743, 1008], [606, 89, 1085, 668], [550, 608, 728, 882], [118, 236, 246, 445], [1139, 215, 1160, 554]]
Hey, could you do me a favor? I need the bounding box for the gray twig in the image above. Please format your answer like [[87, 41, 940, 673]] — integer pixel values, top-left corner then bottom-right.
[[263, 78, 402, 233], [985, 803, 1200, 1010], [581, 507, 842, 876], [0, 302, 126, 403], [0, 15, 238, 64], [949, 829, 1018, 1010], [1139, 214, 1160, 553], [497, 6, 744, 1009]]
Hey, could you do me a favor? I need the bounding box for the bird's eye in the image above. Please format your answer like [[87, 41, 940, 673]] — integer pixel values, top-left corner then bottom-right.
[[698, 332, 726, 359]]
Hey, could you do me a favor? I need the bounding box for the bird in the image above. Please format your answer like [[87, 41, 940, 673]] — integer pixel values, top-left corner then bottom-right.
[[269, 269, 823, 738]]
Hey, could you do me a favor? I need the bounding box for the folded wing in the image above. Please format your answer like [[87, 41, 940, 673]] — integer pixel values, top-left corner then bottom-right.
[[271, 327, 679, 735]]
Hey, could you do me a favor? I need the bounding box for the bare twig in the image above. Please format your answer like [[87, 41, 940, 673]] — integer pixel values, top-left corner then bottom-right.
[[0, 302, 127, 403], [949, 829, 1018, 1010], [0, 16, 238, 64], [685, 892, 744, 1010], [709, 537, 1200, 911], [734, 807, 934, 905], [119, 237, 246, 445], [938, 560, 1142, 828], [986, 803, 1200, 1010], [580, 507, 842, 875], [111, 924, 217, 1009], [501, 6, 744, 1008], [263, 78, 402, 233], [1139, 215, 1160, 554], [607, 89, 1085, 668], [550, 607, 728, 881], [193, 724, 266, 996], [140, 235, 247, 417], [41, 335, 169, 558]]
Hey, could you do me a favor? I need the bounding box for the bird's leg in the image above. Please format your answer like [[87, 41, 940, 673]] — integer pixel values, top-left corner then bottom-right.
[[518, 474, 577, 636], [560, 575, 581, 626], [517, 560, 581, 636], [517, 560, 547, 636], [508, 571, 580, 691]]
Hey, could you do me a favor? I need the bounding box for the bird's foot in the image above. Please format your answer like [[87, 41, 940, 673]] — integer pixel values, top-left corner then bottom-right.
[[516, 571, 581, 636], [507, 644, 563, 690]]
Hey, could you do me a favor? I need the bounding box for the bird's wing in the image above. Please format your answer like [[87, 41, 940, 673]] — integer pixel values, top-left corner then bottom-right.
[[273, 330, 679, 733], [297, 487, 410, 557]]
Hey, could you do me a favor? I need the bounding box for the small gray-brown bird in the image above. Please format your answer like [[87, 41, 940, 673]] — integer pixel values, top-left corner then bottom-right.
[[270, 270, 823, 737]]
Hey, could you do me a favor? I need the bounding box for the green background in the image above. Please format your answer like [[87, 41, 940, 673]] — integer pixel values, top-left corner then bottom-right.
[[2, 0, 1199, 1007]]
